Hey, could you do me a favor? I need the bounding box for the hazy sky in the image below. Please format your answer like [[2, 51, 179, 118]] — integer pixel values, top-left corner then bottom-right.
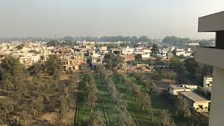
[[0, 0, 224, 39]]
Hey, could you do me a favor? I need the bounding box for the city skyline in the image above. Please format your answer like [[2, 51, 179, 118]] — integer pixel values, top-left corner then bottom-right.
[[0, 0, 224, 39]]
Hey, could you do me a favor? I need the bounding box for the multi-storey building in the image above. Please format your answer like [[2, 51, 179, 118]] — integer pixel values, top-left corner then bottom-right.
[[196, 11, 224, 126]]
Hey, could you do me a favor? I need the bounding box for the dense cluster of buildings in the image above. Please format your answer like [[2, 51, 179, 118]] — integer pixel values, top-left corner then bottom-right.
[[0, 40, 195, 72]]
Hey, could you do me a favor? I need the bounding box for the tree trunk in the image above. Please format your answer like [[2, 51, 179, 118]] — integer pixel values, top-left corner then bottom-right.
[[142, 105, 144, 110], [151, 113, 154, 121]]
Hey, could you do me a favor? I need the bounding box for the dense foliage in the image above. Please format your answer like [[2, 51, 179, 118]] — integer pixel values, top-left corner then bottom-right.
[[0, 56, 77, 125], [103, 53, 123, 70], [162, 36, 191, 46], [0, 56, 27, 90], [154, 57, 213, 85], [45, 55, 63, 79], [62, 35, 151, 43]]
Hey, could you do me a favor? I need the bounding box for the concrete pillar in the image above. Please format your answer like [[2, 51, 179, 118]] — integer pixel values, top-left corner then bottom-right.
[[209, 67, 224, 126]]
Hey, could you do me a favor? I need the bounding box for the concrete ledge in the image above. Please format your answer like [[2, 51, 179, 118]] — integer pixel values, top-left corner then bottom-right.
[[195, 47, 224, 69], [198, 11, 224, 32]]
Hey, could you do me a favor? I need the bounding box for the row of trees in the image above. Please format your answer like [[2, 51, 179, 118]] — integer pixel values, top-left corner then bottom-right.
[[116, 73, 154, 119], [62, 35, 151, 43], [97, 66, 136, 126], [79, 72, 106, 126], [132, 73, 176, 126], [151, 69, 177, 84], [162, 36, 191, 47], [83, 73, 98, 112], [58, 73, 78, 125]]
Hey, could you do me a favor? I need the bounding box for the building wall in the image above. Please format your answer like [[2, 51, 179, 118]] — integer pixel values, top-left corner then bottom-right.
[[203, 77, 213, 88], [209, 68, 224, 126], [196, 47, 224, 126], [179, 92, 210, 113], [168, 88, 185, 95], [193, 101, 210, 112]]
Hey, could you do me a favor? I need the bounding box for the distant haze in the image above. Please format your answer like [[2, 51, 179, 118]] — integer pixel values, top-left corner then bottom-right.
[[0, 0, 224, 39]]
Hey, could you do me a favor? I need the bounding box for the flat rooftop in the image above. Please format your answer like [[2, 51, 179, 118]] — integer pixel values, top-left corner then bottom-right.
[[180, 91, 210, 102], [169, 85, 185, 90], [198, 11, 224, 32]]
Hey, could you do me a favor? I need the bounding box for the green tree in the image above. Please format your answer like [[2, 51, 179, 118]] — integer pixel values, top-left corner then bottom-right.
[[184, 57, 213, 84], [89, 111, 104, 126], [45, 55, 62, 79], [103, 53, 123, 70], [96, 65, 108, 81], [151, 44, 159, 55], [0, 56, 27, 90], [47, 40, 61, 46], [58, 90, 69, 123], [138, 35, 150, 42], [135, 54, 142, 61], [162, 70, 177, 84], [84, 73, 97, 112], [175, 97, 191, 118], [191, 109, 209, 126], [170, 59, 188, 83], [66, 73, 78, 91], [114, 112, 136, 126], [27, 63, 43, 75], [116, 98, 127, 111], [158, 110, 176, 126], [184, 58, 199, 82], [86, 56, 92, 67], [171, 49, 177, 56], [162, 36, 190, 46], [151, 69, 163, 81], [16, 44, 25, 50], [0, 98, 15, 118]]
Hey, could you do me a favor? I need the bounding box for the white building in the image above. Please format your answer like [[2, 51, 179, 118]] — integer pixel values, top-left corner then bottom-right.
[[203, 77, 213, 92], [188, 43, 200, 46], [122, 46, 134, 55], [179, 91, 210, 113], [175, 48, 192, 57], [134, 47, 151, 59], [168, 84, 198, 96], [99, 46, 108, 54]]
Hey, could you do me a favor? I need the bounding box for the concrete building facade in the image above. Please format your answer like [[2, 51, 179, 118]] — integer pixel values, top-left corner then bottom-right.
[[196, 11, 224, 126]]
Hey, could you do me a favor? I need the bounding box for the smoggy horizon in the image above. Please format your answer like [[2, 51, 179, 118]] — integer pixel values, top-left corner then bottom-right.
[[0, 0, 224, 39]]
